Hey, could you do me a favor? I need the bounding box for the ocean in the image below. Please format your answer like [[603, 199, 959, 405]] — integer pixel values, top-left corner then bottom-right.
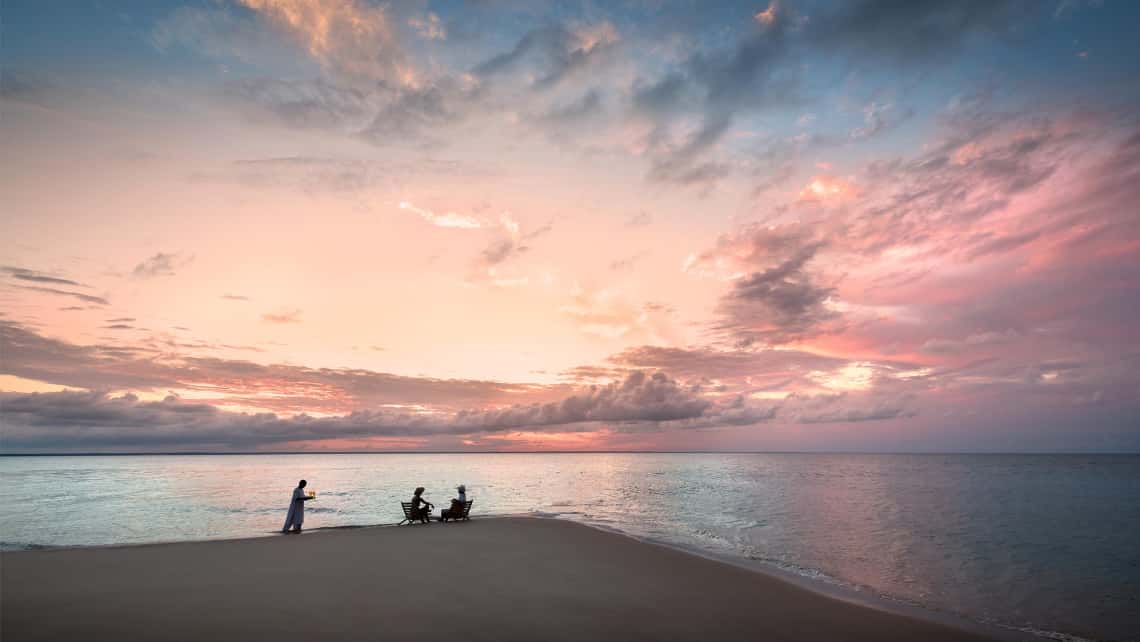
[[1, 453, 1136, 641]]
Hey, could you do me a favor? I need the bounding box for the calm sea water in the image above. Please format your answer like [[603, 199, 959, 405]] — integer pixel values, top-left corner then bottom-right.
[[1, 453, 1137, 641]]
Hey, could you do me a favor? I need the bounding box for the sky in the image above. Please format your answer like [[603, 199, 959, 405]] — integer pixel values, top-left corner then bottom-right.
[[1, 0, 1138, 453]]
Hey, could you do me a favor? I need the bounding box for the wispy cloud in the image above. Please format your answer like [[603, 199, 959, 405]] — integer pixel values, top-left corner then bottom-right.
[[237, 0, 414, 86], [2, 266, 86, 287], [132, 252, 193, 278], [17, 286, 108, 306], [408, 12, 445, 41], [397, 201, 483, 229], [0, 320, 565, 413], [609, 251, 649, 272], [261, 308, 303, 324], [474, 22, 620, 91]]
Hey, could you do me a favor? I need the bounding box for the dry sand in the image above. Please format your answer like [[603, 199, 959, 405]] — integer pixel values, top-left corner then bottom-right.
[[2, 517, 998, 641]]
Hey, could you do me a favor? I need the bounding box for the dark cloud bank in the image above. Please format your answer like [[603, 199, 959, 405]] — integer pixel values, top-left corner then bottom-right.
[[0, 372, 914, 451], [0, 321, 916, 451]]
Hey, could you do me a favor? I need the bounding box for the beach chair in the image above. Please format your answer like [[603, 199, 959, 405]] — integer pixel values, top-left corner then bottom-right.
[[399, 501, 430, 525], [440, 500, 474, 523]]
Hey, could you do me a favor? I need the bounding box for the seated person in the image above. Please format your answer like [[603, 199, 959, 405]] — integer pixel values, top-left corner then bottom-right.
[[410, 487, 433, 522], [441, 484, 467, 522]]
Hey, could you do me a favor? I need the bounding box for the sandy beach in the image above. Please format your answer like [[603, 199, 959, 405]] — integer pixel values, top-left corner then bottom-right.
[[1, 517, 999, 641]]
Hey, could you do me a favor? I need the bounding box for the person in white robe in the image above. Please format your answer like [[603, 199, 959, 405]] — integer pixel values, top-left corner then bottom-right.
[[282, 479, 315, 533]]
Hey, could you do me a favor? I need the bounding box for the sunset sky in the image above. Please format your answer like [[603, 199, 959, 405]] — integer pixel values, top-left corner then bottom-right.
[[2, 0, 1138, 452]]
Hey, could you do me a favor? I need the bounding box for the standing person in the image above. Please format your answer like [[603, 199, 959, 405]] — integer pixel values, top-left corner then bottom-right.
[[282, 479, 315, 533], [410, 487, 433, 523]]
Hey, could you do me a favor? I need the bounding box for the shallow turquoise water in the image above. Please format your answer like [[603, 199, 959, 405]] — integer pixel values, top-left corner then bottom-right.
[[1, 453, 1137, 641]]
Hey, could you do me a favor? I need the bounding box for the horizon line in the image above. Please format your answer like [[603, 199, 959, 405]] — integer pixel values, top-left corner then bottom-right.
[[3, 450, 1138, 456]]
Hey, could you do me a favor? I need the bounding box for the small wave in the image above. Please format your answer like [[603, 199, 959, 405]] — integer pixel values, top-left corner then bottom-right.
[[208, 507, 276, 515], [997, 624, 1102, 642], [305, 524, 379, 533], [1, 542, 69, 552], [745, 554, 850, 588]]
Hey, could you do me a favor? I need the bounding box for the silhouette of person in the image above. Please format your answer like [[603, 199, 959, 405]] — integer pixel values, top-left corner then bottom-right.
[[282, 479, 315, 533], [411, 486, 433, 522], [441, 484, 467, 522]]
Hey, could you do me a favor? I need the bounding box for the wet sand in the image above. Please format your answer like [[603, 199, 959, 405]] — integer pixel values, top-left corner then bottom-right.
[[1, 517, 998, 641]]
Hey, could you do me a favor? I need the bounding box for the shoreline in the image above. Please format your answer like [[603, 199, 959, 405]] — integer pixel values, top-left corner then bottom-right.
[[2, 516, 1006, 642], [0, 515, 1077, 642], [2, 515, 1059, 642], [530, 515, 1053, 642]]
